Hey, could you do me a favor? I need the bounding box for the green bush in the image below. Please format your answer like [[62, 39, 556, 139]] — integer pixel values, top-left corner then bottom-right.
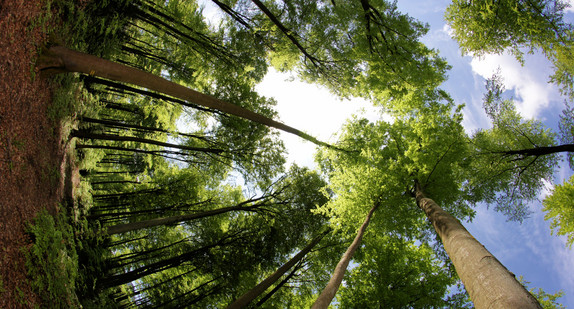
[[24, 208, 80, 308]]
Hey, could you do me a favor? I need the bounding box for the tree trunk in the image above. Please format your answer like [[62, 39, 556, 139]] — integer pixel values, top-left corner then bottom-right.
[[98, 239, 222, 289], [501, 143, 574, 157], [254, 260, 303, 307], [72, 130, 223, 154], [250, 0, 322, 67], [81, 116, 210, 141], [311, 203, 379, 309], [76, 144, 193, 163], [227, 230, 329, 309], [106, 203, 261, 235], [413, 180, 541, 309], [39, 46, 334, 148]]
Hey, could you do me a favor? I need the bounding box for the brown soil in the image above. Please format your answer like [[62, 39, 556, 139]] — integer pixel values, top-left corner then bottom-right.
[[0, 0, 73, 307]]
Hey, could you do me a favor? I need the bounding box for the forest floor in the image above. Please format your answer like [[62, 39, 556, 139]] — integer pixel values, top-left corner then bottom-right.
[[0, 1, 78, 307]]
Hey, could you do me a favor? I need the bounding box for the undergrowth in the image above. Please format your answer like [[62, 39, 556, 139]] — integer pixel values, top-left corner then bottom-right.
[[24, 208, 80, 308], [22, 0, 133, 306]]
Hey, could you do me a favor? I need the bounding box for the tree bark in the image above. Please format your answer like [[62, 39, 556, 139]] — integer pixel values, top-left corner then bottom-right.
[[227, 230, 329, 309], [311, 203, 379, 309], [40, 46, 334, 148], [414, 180, 541, 309]]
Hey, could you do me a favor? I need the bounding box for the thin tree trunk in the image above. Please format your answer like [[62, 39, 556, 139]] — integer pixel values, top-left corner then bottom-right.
[[76, 144, 196, 163], [71, 130, 223, 154], [254, 259, 304, 307], [81, 116, 210, 141], [98, 240, 221, 289], [311, 203, 379, 309], [39, 46, 335, 149], [106, 203, 263, 235], [250, 0, 323, 68], [227, 230, 329, 309], [413, 180, 541, 309]]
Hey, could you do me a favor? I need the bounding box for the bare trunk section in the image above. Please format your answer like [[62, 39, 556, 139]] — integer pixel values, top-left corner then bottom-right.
[[227, 230, 329, 309], [39, 46, 335, 148], [414, 181, 541, 309], [311, 203, 379, 309]]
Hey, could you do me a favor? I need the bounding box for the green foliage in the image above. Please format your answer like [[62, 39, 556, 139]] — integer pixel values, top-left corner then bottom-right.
[[519, 276, 566, 309], [337, 234, 458, 308], [543, 175, 574, 247], [559, 102, 574, 168], [217, 0, 448, 101], [48, 74, 100, 122], [316, 91, 472, 237], [445, 0, 570, 58], [24, 208, 80, 308], [42, 0, 567, 306], [466, 75, 558, 221]]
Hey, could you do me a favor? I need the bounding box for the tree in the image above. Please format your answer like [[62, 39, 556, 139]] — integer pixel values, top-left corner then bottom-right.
[[466, 74, 559, 221], [105, 197, 271, 235], [311, 203, 378, 309], [315, 91, 543, 307], [559, 102, 574, 167], [39, 46, 334, 148], [213, 0, 449, 101], [414, 180, 541, 308], [445, 0, 574, 98], [543, 175, 574, 247], [227, 229, 329, 309], [337, 233, 464, 308]]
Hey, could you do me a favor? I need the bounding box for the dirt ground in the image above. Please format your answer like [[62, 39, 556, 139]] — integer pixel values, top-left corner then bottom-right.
[[0, 0, 72, 307]]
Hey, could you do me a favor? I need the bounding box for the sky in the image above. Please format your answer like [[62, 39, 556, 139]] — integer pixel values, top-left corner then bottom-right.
[[202, 0, 574, 306]]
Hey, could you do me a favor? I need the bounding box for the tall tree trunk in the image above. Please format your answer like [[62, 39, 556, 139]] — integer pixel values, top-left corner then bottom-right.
[[413, 180, 541, 309], [227, 230, 330, 309], [81, 116, 210, 141], [76, 144, 193, 163], [106, 203, 262, 235], [39, 46, 334, 148], [98, 236, 230, 290], [311, 203, 379, 309], [71, 130, 223, 154], [501, 143, 574, 157], [254, 259, 304, 307]]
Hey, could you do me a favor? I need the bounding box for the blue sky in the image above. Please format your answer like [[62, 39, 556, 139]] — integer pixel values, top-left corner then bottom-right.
[[203, 0, 574, 305]]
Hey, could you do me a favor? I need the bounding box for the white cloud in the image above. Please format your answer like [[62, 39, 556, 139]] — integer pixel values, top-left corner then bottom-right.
[[469, 52, 560, 119], [442, 24, 454, 38], [255, 69, 380, 168]]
